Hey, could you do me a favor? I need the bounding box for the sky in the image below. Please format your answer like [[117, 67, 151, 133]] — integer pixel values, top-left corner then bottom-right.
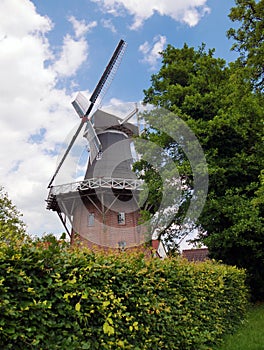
[[0, 0, 239, 242]]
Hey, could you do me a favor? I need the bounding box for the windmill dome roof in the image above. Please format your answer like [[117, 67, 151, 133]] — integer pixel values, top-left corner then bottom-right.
[[92, 109, 139, 136]]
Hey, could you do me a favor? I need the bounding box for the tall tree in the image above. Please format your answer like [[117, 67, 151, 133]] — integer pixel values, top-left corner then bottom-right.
[[227, 0, 264, 91], [141, 42, 264, 299]]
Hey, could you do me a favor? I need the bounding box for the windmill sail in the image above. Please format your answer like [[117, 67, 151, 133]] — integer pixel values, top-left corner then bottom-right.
[[72, 93, 102, 163], [48, 39, 127, 188], [89, 39, 127, 106], [72, 92, 90, 118], [72, 39, 127, 118], [119, 104, 138, 125], [83, 120, 102, 164]]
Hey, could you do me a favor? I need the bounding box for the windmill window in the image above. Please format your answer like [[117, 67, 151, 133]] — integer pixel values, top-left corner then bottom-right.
[[88, 213, 95, 226], [117, 212, 125, 225]]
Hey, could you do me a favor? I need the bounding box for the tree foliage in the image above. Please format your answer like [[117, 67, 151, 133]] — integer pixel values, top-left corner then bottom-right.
[[141, 39, 264, 299], [0, 242, 248, 349], [133, 112, 200, 251], [0, 187, 26, 243], [227, 0, 264, 91]]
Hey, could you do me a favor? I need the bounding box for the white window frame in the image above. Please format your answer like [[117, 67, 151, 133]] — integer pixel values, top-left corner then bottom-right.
[[88, 213, 95, 226], [117, 212, 125, 225]]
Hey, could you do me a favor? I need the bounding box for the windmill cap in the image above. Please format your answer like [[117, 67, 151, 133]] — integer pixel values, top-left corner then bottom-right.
[[91, 109, 139, 136]]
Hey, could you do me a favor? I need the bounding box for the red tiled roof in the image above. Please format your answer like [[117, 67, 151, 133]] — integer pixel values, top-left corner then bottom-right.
[[182, 248, 209, 262]]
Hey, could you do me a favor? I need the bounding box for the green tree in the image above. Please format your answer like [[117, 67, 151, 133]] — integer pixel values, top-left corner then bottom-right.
[[227, 0, 264, 91], [141, 42, 264, 300], [253, 170, 264, 208], [0, 187, 27, 243]]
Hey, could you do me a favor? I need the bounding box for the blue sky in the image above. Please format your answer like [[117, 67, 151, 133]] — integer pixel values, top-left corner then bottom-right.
[[0, 0, 238, 239], [32, 0, 238, 102]]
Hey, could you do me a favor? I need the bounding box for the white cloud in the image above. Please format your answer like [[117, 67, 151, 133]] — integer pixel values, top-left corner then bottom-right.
[[0, 0, 52, 38], [139, 35, 167, 70], [182, 7, 209, 27], [52, 17, 95, 77], [52, 34, 88, 77], [0, 0, 91, 236], [101, 19, 117, 33], [68, 16, 97, 38], [92, 0, 210, 29]]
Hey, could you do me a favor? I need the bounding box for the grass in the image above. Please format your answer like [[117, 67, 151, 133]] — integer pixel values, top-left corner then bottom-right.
[[213, 303, 264, 350]]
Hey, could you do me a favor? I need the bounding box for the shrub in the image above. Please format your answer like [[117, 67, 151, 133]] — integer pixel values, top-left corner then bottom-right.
[[0, 240, 248, 349]]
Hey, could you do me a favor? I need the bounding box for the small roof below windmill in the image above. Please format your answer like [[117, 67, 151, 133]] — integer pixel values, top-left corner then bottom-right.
[[182, 248, 209, 262], [91, 109, 139, 136]]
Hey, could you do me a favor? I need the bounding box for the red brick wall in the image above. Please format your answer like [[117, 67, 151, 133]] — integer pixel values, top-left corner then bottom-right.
[[72, 194, 148, 249]]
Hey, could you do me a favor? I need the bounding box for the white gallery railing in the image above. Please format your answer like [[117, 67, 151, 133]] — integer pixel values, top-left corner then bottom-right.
[[49, 177, 144, 197]]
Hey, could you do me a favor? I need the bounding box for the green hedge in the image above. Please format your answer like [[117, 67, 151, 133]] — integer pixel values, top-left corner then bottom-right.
[[0, 241, 248, 349]]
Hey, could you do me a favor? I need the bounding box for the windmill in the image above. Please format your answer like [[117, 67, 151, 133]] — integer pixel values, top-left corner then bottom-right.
[[46, 40, 149, 249]]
